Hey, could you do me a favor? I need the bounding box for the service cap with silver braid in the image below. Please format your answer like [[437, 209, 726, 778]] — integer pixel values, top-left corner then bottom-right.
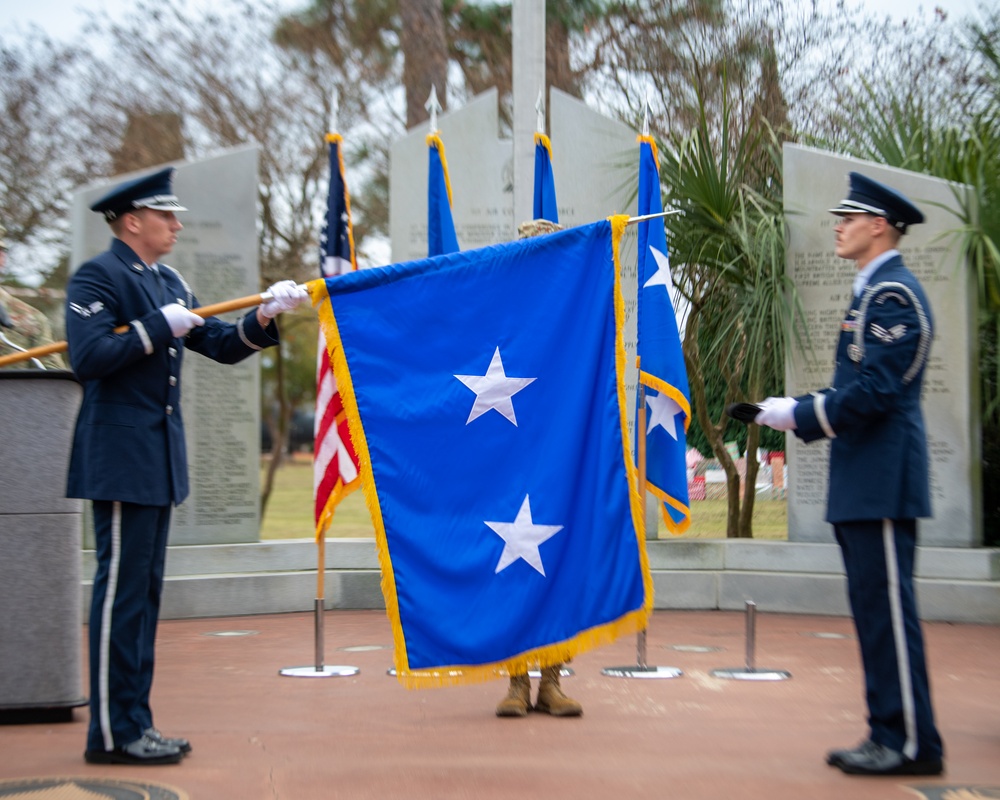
[[90, 167, 188, 222], [829, 171, 925, 234]]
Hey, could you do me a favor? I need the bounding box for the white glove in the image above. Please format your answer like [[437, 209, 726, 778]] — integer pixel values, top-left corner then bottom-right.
[[160, 303, 204, 337], [754, 396, 798, 431], [260, 280, 309, 319]]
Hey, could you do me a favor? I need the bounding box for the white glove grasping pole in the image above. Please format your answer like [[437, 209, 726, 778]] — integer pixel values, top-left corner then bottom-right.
[[754, 396, 798, 431], [260, 280, 310, 319], [160, 303, 205, 337]]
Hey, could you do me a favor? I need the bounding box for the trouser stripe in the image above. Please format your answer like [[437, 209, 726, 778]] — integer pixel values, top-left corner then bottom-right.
[[98, 501, 123, 751], [882, 518, 918, 759]]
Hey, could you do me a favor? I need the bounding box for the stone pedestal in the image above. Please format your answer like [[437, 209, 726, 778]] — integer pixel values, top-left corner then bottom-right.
[[0, 371, 86, 718]]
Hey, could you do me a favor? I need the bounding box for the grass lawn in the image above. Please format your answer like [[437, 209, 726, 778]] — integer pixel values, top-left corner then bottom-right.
[[259, 453, 787, 541]]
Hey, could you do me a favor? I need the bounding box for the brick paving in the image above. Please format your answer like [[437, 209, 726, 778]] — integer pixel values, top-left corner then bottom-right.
[[1, 609, 998, 800]]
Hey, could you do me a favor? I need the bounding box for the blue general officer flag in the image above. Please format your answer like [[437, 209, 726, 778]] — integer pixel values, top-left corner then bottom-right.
[[533, 132, 559, 223], [310, 217, 652, 687], [636, 135, 692, 534], [427, 133, 459, 257]]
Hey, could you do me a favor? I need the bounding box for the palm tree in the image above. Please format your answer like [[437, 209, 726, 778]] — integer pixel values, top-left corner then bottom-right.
[[658, 83, 802, 538]]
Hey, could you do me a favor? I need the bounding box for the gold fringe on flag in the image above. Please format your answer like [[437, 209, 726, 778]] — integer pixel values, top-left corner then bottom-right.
[[425, 133, 455, 208], [534, 131, 554, 159]]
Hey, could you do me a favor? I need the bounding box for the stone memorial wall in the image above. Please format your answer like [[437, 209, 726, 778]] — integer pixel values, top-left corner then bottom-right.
[[783, 144, 980, 546], [389, 87, 641, 434], [72, 146, 263, 545], [390, 89, 514, 262]]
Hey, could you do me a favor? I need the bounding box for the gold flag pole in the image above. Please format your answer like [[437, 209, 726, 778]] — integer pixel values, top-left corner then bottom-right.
[[625, 210, 682, 225], [276, 109, 360, 680]]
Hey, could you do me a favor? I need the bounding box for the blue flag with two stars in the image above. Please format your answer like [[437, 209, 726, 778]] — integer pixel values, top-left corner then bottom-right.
[[310, 217, 652, 687]]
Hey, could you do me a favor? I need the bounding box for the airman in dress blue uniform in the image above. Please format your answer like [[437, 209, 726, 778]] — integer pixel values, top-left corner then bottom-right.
[[755, 172, 944, 776], [66, 167, 308, 765]]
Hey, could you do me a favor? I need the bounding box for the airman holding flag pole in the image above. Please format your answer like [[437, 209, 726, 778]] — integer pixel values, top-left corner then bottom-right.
[[67, 166, 309, 765]]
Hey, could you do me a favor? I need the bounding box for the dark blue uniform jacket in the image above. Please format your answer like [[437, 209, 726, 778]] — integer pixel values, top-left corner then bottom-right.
[[65, 238, 277, 507], [792, 255, 934, 524]]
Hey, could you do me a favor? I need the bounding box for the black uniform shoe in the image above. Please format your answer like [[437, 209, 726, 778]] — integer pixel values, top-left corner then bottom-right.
[[145, 727, 192, 754], [826, 738, 879, 766], [835, 741, 943, 776], [84, 733, 183, 765]]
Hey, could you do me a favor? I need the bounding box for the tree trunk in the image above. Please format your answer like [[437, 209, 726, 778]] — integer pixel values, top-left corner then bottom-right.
[[685, 316, 744, 537], [399, 0, 450, 129], [738, 422, 761, 538]]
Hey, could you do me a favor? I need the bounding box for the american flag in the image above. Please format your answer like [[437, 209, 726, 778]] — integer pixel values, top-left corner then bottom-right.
[[315, 133, 360, 538]]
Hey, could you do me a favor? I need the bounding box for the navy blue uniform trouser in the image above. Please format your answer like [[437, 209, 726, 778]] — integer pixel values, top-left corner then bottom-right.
[[87, 501, 172, 752], [834, 518, 943, 762]]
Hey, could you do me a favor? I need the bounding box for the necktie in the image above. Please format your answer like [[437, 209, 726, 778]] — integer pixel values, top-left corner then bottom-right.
[[150, 264, 171, 305]]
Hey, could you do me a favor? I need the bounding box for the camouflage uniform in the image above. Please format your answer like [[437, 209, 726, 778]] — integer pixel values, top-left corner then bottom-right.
[[0, 286, 65, 369]]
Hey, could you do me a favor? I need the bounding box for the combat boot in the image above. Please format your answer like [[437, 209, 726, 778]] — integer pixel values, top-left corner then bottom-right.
[[535, 665, 582, 717], [496, 673, 532, 717]]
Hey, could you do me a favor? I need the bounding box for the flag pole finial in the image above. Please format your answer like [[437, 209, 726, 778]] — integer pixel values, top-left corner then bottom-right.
[[535, 88, 545, 134], [425, 85, 442, 133], [642, 94, 651, 137], [329, 88, 340, 134]]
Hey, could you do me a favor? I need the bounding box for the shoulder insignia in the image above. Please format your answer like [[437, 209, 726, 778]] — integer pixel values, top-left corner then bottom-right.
[[870, 322, 907, 343]]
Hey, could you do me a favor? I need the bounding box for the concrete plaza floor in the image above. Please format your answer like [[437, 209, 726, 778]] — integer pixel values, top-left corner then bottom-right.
[[1, 609, 998, 800]]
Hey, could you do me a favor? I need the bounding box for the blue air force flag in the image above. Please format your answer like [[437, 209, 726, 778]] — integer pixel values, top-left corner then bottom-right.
[[636, 135, 692, 534], [311, 217, 651, 687], [426, 133, 460, 257], [533, 132, 559, 223]]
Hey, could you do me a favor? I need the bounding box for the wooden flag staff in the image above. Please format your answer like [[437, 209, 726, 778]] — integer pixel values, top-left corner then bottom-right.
[[2, 213, 678, 372], [0, 285, 314, 368]]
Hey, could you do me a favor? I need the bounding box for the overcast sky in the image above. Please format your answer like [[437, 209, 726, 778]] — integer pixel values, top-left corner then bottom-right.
[[0, 0, 992, 43], [0, 0, 304, 41]]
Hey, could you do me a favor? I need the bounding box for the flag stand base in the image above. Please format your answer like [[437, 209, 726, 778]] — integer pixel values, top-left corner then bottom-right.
[[602, 629, 683, 679], [709, 667, 790, 681], [279, 598, 359, 678], [709, 600, 790, 682], [280, 665, 360, 677], [602, 665, 682, 679]]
